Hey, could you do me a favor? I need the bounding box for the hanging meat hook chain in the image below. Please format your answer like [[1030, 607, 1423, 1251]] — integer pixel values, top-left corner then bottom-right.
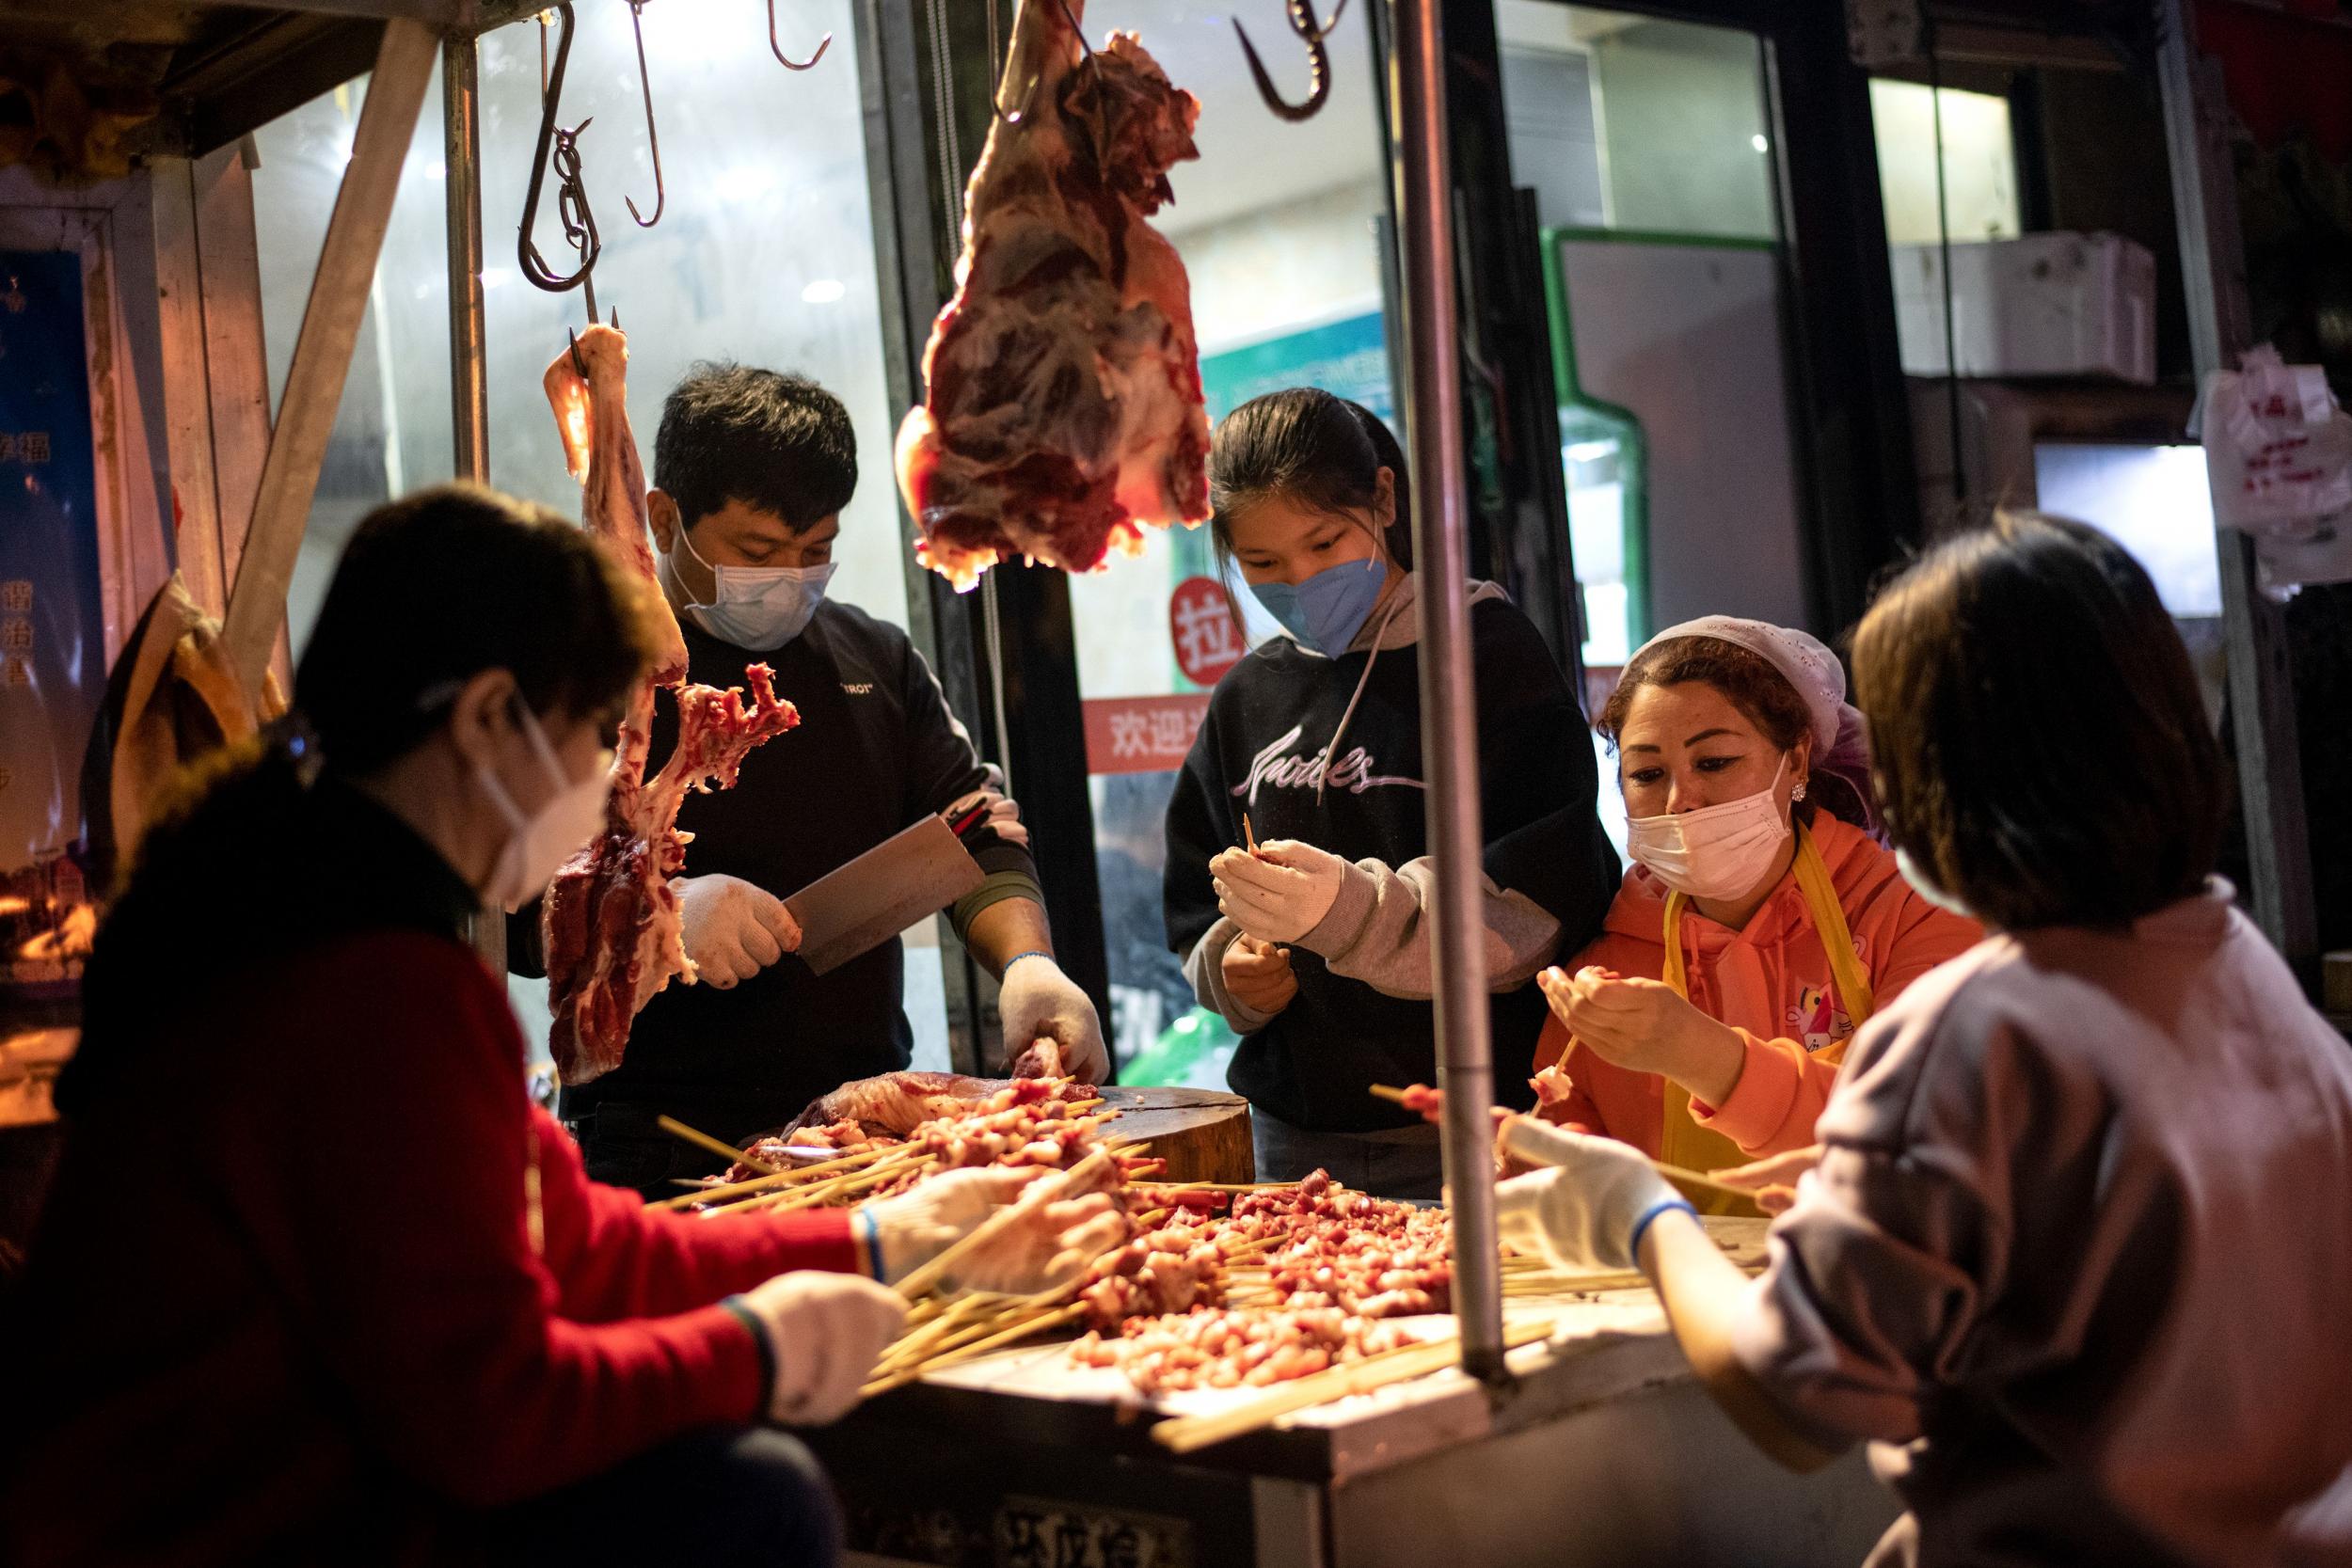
[[517, 3, 605, 335], [769, 0, 834, 71], [625, 0, 665, 227], [1234, 0, 1350, 122]]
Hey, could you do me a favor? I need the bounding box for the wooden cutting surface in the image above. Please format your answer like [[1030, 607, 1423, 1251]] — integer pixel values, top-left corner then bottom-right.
[[1095, 1085, 1253, 1184]]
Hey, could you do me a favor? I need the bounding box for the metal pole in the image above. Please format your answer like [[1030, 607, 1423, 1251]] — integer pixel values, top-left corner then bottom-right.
[[446, 29, 504, 975], [2154, 0, 2318, 973], [445, 31, 489, 485], [1391, 0, 1504, 1384]]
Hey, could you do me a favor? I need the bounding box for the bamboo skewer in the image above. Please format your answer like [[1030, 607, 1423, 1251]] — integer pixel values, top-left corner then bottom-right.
[[656, 1114, 778, 1176], [1363, 1085, 1762, 1212], [652, 1142, 899, 1211], [862, 1300, 1089, 1398], [1150, 1316, 1559, 1454]]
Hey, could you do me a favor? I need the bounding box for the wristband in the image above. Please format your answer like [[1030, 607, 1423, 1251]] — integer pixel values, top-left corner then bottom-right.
[[857, 1206, 887, 1283], [1628, 1196, 1698, 1265], [720, 1294, 777, 1393], [1001, 950, 1054, 974]]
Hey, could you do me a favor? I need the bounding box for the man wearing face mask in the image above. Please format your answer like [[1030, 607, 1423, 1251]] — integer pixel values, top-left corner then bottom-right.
[[527, 364, 1108, 1196], [1525, 617, 1982, 1173]]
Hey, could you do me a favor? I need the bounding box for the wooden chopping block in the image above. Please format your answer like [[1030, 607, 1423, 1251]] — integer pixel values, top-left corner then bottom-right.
[[1095, 1085, 1252, 1184]]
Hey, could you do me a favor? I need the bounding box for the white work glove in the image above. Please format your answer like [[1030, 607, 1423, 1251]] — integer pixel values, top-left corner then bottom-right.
[[997, 954, 1109, 1084], [729, 1271, 908, 1426], [677, 873, 802, 989], [860, 1166, 1125, 1295], [1209, 840, 1347, 944], [1493, 1117, 1693, 1273], [946, 788, 1030, 850]]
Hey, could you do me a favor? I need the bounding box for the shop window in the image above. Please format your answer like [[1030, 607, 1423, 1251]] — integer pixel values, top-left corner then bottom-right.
[[247, 4, 947, 1064], [1867, 80, 2023, 248]]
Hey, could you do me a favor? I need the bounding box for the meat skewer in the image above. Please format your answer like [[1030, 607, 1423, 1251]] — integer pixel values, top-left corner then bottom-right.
[[537, 325, 803, 1085], [895, 0, 1212, 586]]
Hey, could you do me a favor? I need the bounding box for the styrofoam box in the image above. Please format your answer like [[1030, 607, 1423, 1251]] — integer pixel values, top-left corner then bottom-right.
[[1893, 231, 2155, 384]]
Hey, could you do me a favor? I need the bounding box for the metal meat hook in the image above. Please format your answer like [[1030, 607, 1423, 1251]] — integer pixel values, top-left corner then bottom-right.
[[996, 0, 1095, 130], [769, 0, 833, 71], [1235, 0, 1350, 122], [625, 0, 665, 227], [518, 3, 602, 303]]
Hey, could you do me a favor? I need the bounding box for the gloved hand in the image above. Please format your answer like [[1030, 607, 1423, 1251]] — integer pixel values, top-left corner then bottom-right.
[[678, 873, 802, 989], [1220, 933, 1297, 1016], [997, 955, 1109, 1084], [857, 1167, 1023, 1285], [729, 1271, 908, 1426], [1210, 840, 1348, 944], [1492, 1116, 1693, 1273], [946, 788, 1030, 850]]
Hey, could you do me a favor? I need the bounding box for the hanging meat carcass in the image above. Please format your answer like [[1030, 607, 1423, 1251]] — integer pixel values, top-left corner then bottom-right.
[[895, 0, 1211, 588], [539, 326, 801, 1084]]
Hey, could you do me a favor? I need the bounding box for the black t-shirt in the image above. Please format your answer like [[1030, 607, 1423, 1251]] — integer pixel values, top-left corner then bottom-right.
[[1163, 594, 1618, 1132], [550, 602, 1033, 1139]]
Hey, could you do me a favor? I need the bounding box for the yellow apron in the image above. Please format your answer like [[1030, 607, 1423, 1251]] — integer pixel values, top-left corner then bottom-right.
[[1653, 818, 1876, 1177]]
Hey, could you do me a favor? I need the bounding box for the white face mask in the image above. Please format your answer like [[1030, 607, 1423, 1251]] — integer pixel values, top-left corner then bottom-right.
[[1625, 755, 1792, 902], [474, 703, 612, 912], [668, 524, 835, 651]]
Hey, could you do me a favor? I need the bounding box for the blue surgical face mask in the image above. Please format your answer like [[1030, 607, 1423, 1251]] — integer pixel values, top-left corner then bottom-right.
[[1249, 559, 1385, 657], [669, 524, 836, 651]]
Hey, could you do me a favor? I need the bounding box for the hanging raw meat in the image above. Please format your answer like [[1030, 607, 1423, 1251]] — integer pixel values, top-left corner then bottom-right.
[[894, 0, 1211, 588], [539, 326, 801, 1084]]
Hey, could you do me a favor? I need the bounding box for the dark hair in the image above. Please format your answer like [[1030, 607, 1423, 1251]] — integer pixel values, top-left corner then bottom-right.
[[295, 482, 660, 774], [1853, 511, 2227, 929], [1208, 389, 1414, 587], [654, 362, 857, 533], [1596, 637, 1867, 828]]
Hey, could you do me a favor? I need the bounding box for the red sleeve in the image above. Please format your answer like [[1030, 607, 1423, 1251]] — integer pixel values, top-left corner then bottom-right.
[[533, 1106, 860, 1323], [218, 935, 767, 1508]]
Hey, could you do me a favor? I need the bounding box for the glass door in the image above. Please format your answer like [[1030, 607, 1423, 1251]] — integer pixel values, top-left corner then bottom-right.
[[1496, 3, 1797, 857]]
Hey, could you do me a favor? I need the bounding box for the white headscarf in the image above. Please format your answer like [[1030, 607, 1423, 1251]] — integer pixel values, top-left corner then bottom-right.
[[1629, 615, 1878, 833]]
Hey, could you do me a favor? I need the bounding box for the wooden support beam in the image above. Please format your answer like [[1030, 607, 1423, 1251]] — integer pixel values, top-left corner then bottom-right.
[[2155, 0, 2318, 974], [219, 18, 437, 693]]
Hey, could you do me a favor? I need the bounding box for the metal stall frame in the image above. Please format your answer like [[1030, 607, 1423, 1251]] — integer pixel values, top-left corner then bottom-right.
[[2155, 0, 2319, 975]]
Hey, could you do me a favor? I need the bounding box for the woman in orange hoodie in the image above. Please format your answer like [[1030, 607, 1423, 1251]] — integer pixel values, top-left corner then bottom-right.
[[1532, 617, 1979, 1172]]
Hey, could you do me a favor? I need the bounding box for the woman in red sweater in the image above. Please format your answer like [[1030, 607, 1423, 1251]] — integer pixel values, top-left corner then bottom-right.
[[3, 485, 1116, 1567]]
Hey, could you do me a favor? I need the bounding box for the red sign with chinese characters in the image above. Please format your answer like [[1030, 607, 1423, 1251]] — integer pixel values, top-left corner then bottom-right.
[[1168, 575, 1245, 689], [1083, 694, 1212, 776]]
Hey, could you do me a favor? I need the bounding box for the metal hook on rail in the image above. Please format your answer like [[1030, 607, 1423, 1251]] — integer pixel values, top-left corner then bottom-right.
[[1234, 0, 1349, 122], [519, 4, 605, 322], [624, 0, 665, 227], [768, 0, 833, 71]]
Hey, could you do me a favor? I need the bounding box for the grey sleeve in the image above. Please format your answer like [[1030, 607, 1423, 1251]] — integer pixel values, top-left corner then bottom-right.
[[1295, 857, 1563, 1001], [1182, 916, 1278, 1035]]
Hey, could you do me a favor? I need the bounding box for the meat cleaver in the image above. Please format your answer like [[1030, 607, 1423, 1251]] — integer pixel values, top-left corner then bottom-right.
[[784, 816, 986, 975]]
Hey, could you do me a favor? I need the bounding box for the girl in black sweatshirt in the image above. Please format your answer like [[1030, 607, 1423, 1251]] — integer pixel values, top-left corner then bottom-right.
[[1162, 389, 1619, 1197]]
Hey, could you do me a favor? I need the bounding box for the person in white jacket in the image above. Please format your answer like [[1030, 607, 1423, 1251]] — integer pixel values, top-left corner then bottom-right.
[[1496, 513, 2352, 1568]]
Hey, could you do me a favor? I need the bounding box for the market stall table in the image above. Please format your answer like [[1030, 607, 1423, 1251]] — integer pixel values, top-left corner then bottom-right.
[[810, 1217, 1900, 1568]]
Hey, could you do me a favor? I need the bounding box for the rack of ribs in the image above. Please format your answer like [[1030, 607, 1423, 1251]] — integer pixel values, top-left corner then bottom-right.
[[539, 325, 801, 1085]]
